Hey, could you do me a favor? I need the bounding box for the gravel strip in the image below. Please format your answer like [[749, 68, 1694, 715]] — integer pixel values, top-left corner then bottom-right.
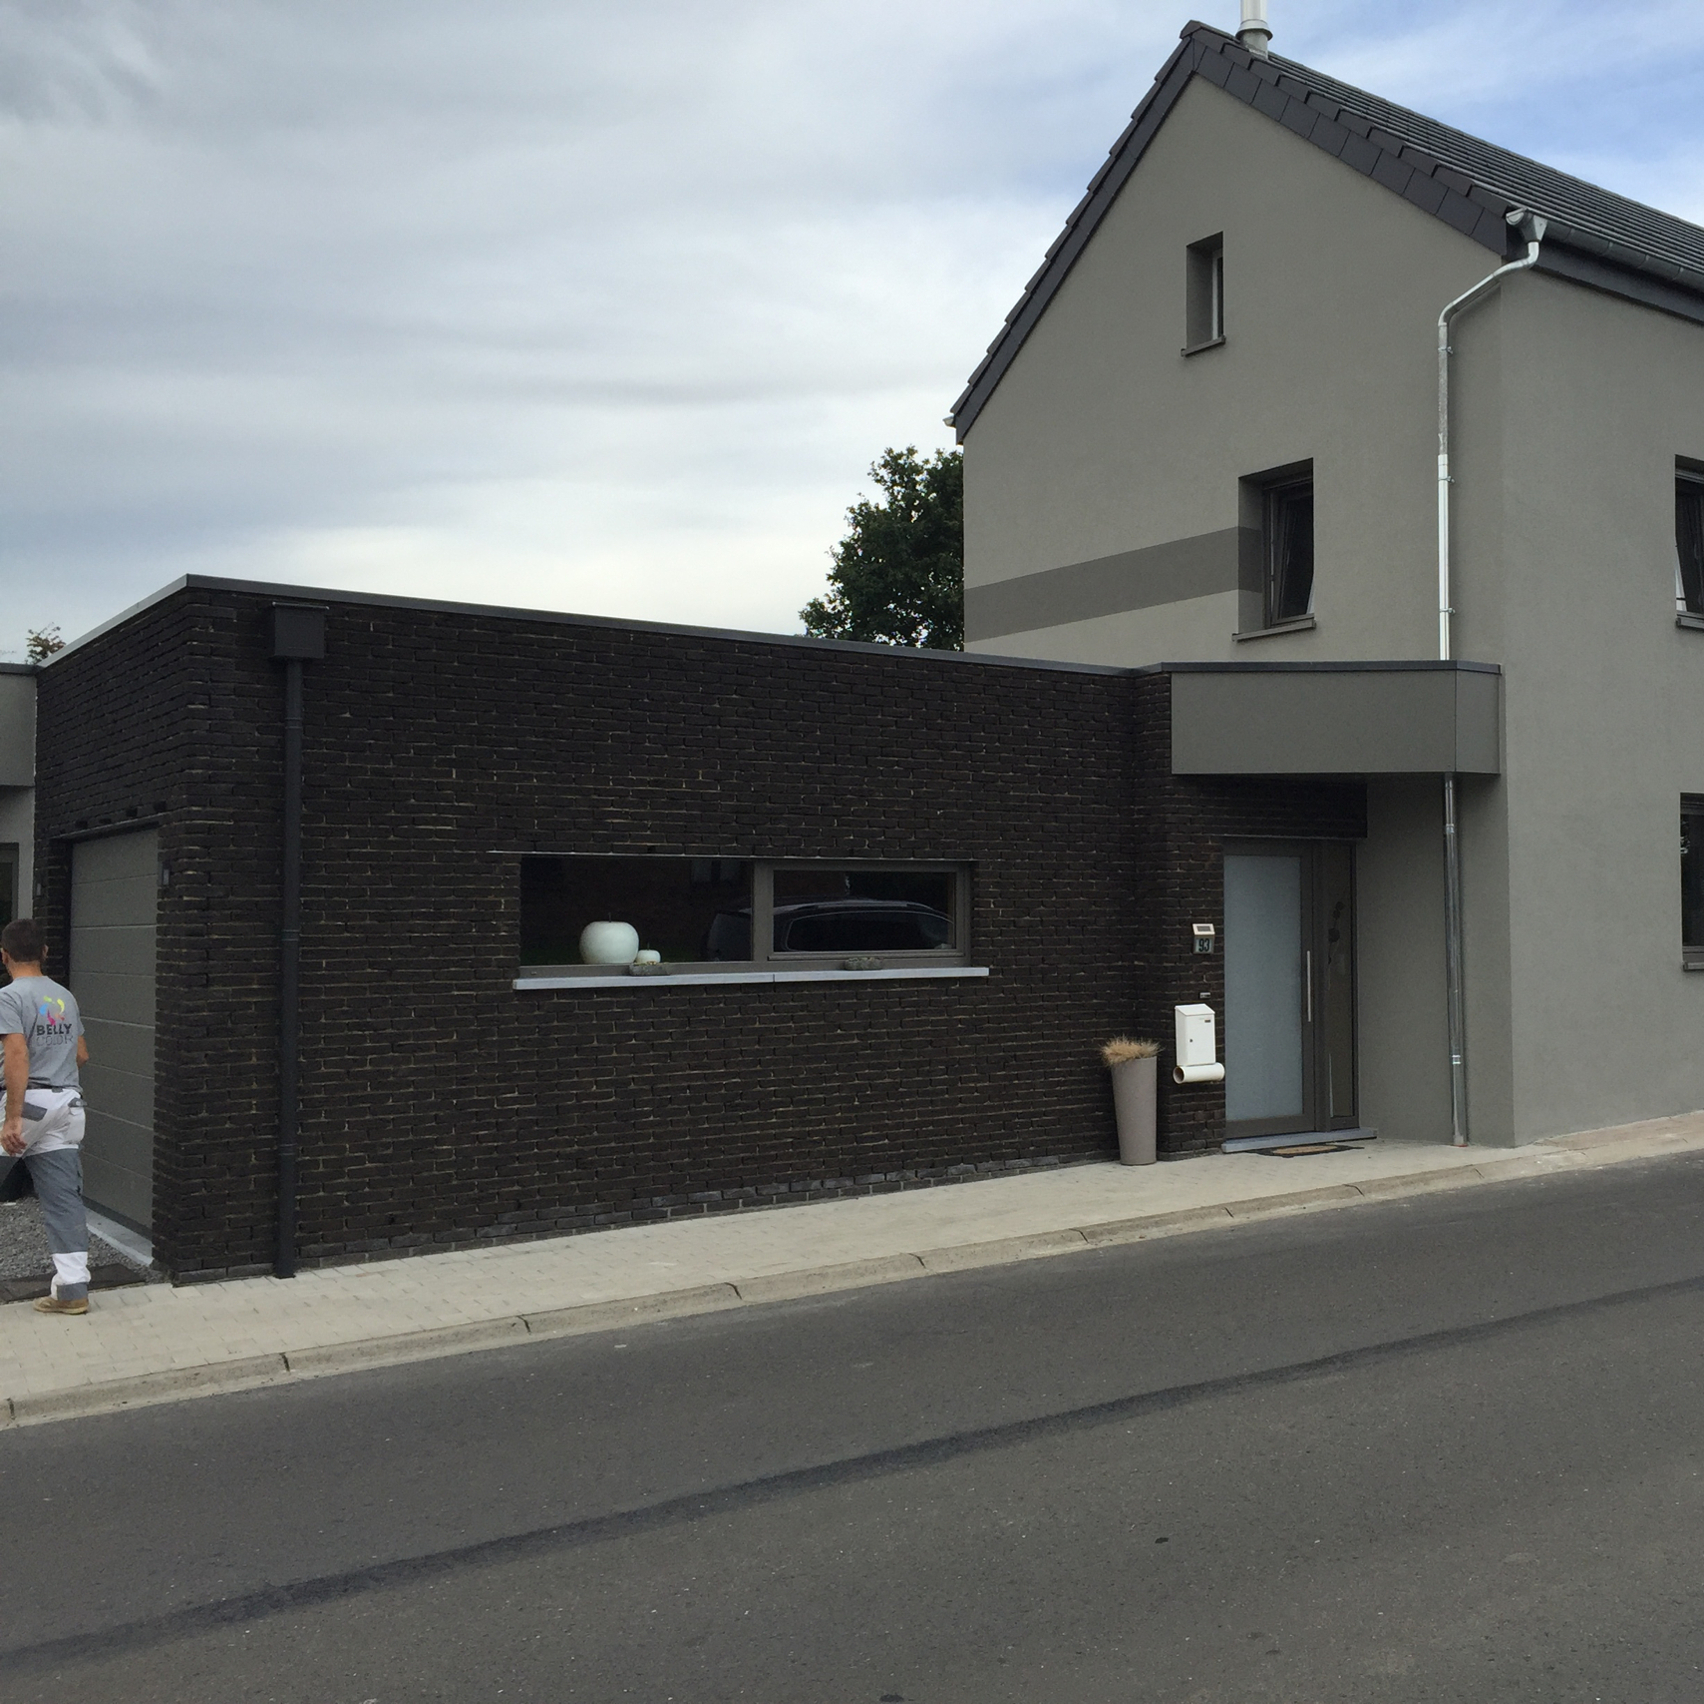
[[0, 1199, 156, 1282]]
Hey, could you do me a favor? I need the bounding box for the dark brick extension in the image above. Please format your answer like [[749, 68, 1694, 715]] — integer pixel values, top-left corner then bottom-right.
[[34, 582, 1362, 1279]]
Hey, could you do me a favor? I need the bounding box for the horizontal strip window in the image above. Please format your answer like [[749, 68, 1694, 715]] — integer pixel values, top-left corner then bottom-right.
[[519, 855, 973, 979]]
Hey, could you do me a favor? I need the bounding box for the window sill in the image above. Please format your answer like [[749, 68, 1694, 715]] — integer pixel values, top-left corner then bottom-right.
[[1181, 335, 1226, 358], [1677, 613, 1704, 631], [1684, 958, 1704, 972], [514, 966, 991, 990], [1234, 614, 1317, 642]]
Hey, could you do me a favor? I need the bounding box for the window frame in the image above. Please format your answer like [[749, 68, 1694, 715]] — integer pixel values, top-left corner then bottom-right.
[[1184, 233, 1226, 354], [1683, 799, 1704, 970], [1677, 467, 1704, 621], [755, 860, 971, 970], [1233, 458, 1318, 633], [517, 854, 974, 979]]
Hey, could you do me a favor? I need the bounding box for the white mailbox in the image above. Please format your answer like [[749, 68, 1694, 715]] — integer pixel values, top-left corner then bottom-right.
[[1173, 1003, 1225, 1084]]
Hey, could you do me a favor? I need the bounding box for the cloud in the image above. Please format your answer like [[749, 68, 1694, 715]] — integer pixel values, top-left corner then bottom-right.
[[2, 0, 1701, 655]]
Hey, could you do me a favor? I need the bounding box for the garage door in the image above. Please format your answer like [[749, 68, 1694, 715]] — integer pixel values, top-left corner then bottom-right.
[[71, 831, 157, 1231]]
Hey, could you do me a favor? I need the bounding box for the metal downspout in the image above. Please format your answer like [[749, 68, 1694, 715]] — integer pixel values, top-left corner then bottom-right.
[[1435, 210, 1545, 1145], [278, 658, 304, 1276], [270, 604, 327, 1278]]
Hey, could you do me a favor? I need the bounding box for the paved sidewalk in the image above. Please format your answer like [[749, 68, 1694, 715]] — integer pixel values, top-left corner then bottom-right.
[[5, 1113, 1704, 1428]]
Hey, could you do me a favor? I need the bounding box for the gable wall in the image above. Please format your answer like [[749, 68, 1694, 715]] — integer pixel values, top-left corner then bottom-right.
[[961, 76, 1508, 667]]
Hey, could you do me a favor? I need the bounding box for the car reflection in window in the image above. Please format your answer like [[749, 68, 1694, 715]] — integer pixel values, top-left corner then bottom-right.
[[705, 899, 952, 960]]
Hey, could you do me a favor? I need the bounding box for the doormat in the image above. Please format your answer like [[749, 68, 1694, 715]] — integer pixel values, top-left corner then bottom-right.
[[1264, 1142, 1361, 1157]]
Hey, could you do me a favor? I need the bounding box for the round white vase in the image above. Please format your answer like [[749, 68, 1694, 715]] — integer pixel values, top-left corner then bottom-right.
[[580, 921, 640, 965]]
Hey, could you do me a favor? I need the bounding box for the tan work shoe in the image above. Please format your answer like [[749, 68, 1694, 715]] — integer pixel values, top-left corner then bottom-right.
[[34, 1293, 89, 1316]]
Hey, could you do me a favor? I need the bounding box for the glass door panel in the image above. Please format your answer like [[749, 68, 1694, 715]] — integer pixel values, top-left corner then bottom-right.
[[1224, 853, 1306, 1125], [1223, 841, 1358, 1139]]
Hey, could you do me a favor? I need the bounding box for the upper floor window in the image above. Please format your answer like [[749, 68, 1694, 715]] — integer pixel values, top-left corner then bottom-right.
[[1678, 468, 1704, 618], [1263, 472, 1314, 625], [1185, 234, 1225, 353]]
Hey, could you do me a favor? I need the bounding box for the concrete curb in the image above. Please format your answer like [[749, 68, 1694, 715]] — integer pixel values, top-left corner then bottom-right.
[[6, 1129, 1704, 1429]]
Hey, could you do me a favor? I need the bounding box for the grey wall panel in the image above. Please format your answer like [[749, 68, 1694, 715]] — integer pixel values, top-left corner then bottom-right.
[[1169, 667, 1502, 776], [80, 1055, 154, 1130], [0, 673, 34, 789], [1454, 669, 1503, 776], [72, 829, 156, 1231], [70, 870, 157, 929], [68, 969, 156, 1027], [81, 1145, 151, 1231], [67, 924, 155, 979], [965, 528, 1245, 641], [73, 832, 157, 883], [81, 1014, 153, 1078], [1355, 778, 1452, 1141]]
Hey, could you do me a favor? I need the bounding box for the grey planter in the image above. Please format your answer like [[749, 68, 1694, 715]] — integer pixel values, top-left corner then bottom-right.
[[1110, 1055, 1158, 1165]]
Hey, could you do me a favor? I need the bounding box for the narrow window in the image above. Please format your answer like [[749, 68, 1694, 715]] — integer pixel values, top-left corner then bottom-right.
[[1678, 470, 1704, 617], [1684, 801, 1704, 968], [1264, 473, 1315, 625], [1185, 234, 1225, 352]]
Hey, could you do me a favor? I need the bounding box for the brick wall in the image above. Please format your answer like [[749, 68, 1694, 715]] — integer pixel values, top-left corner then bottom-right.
[[36, 586, 1365, 1276]]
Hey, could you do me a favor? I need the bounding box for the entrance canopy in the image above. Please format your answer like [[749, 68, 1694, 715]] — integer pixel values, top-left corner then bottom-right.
[[1166, 661, 1500, 776]]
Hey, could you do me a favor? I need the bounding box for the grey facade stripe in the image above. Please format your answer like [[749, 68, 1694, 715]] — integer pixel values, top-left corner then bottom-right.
[[964, 528, 1245, 641], [951, 22, 1704, 440]]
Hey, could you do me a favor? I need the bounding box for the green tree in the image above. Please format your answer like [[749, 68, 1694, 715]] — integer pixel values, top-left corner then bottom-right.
[[25, 626, 64, 663], [801, 446, 963, 650]]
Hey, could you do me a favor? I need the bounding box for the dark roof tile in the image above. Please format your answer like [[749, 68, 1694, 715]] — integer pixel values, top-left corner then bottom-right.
[[1371, 153, 1414, 195], [1404, 172, 1449, 217], [1279, 95, 1317, 138], [1472, 207, 1511, 248], [1340, 132, 1380, 175], [1225, 63, 1262, 101], [1309, 115, 1350, 158], [1436, 189, 1484, 236]]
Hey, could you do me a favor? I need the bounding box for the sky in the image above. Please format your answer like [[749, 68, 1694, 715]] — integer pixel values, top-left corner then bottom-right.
[[4, 0, 1703, 657]]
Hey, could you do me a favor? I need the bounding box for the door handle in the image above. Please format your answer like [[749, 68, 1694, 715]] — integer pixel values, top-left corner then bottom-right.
[[1305, 950, 1313, 1024]]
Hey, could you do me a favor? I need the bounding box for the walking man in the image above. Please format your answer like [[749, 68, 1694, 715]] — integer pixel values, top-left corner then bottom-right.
[[0, 918, 93, 1315]]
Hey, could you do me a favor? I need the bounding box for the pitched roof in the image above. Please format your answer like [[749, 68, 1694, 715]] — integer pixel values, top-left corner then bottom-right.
[[950, 21, 1704, 439]]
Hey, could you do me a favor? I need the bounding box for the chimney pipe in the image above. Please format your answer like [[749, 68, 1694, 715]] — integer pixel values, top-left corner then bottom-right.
[[1238, 0, 1272, 55]]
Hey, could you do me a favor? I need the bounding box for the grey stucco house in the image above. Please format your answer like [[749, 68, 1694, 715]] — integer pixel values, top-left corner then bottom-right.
[[950, 16, 1704, 1148]]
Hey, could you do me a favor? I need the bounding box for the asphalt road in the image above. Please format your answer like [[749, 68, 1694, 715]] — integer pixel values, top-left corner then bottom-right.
[[5, 1153, 1704, 1702]]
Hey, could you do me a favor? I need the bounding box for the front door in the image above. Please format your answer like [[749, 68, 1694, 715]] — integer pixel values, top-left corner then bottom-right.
[[1223, 841, 1355, 1140]]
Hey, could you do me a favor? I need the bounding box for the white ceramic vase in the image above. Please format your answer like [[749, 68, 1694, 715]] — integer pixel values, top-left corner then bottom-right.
[[579, 921, 640, 965]]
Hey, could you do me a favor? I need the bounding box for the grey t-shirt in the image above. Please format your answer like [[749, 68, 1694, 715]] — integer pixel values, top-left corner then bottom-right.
[[0, 975, 84, 1091]]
